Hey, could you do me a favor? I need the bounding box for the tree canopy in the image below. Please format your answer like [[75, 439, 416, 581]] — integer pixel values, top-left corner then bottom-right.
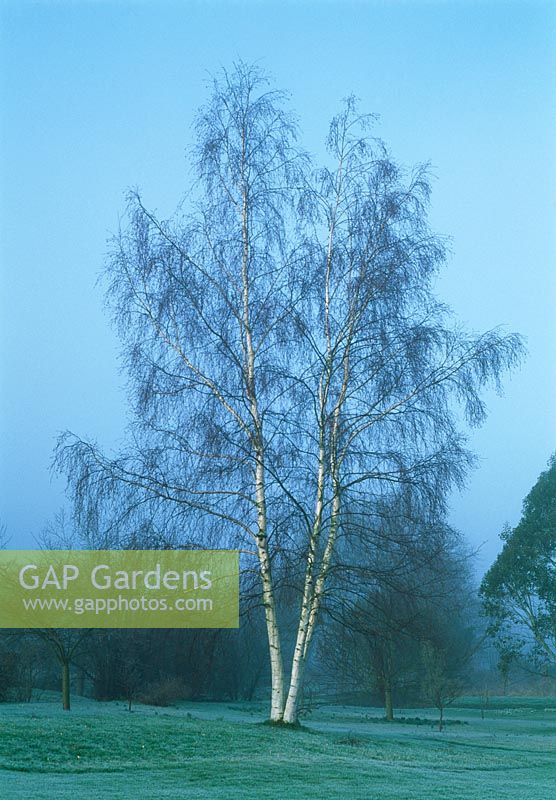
[[481, 455, 556, 664], [55, 63, 524, 723]]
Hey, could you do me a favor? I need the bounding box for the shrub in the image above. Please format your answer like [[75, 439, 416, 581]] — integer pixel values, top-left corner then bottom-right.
[[140, 677, 191, 707]]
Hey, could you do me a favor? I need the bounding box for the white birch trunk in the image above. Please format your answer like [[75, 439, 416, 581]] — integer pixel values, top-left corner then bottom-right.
[[283, 478, 341, 724], [282, 440, 327, 723], [241, 174, 285, 721], [255, 456, 285, 720]]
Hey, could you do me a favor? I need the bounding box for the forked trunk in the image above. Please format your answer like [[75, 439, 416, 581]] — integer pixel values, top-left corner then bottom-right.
[[283, 482, 341, 724]]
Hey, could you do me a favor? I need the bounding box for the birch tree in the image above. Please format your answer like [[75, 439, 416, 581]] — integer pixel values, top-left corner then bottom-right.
[[55, 63, 524, 724], [278, 101, 522, 722]]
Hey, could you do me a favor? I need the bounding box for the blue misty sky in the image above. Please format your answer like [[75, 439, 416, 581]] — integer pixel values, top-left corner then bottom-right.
[[0, 1, 555, 573]]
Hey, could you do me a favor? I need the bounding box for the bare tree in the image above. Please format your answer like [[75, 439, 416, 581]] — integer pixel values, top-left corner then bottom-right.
[[322, 596, 409, 720], [319, 498, 473, 720], [415, 554, 481, 731], [29, 629, 89, 710], [420, 618, 478, 732], [55, 63, 523, 724]]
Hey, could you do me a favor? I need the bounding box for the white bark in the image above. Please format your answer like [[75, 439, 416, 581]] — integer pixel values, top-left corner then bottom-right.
[[241, 170, 285, 720], [282, 439, 327, 723]]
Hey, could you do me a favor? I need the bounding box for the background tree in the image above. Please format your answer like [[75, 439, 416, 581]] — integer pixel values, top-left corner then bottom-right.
[[30, 629, 90, 711], [419, 583, 479, 731], [320, 499, 475, 720], [420, 639, 464, 732], [497, 636, 517, 696], [481, 455, 556, 668], [0, 633, 44, 703], [55, 63, 524, 724], [321, 591, 417, 720]]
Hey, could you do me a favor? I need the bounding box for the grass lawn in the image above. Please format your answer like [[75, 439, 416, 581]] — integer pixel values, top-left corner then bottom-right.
[[0, 696, 555, 799]]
